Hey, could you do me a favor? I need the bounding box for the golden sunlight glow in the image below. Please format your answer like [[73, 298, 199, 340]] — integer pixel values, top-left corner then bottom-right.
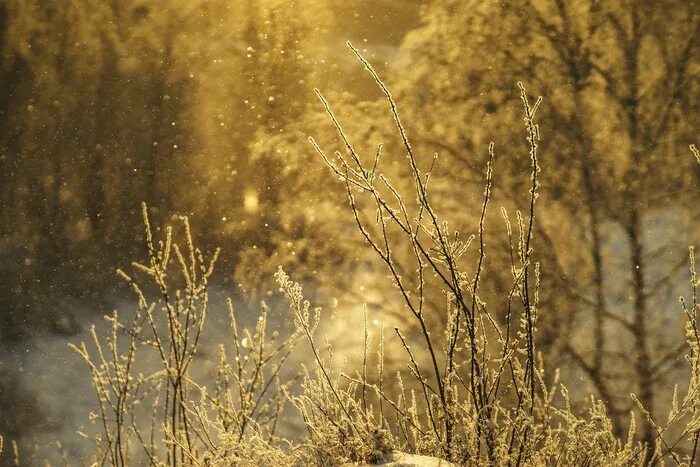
[[243, 189, 259, 213], [3, 1, 698, 463]]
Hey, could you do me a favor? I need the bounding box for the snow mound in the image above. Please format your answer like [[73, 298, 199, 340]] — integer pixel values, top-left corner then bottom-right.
[[347, 452, 457, 466]]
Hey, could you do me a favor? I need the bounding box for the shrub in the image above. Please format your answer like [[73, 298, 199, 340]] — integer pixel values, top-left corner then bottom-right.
[[31, 45, 700, 466]]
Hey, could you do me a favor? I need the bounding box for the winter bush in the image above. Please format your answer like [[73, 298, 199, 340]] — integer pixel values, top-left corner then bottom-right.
[[3, 44, 699, 467]]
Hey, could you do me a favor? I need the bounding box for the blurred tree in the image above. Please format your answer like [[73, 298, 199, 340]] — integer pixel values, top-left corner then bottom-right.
[[188, 0, 334, 286], [0, 0, 337, 334], [398, 0, 700, 448]]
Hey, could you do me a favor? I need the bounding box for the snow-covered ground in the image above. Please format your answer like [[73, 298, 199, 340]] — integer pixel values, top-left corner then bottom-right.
[[5, 288, 301, 464], [5, 273, 393, 465]]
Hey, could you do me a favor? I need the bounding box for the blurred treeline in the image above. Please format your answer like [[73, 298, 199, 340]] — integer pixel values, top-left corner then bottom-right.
[[1, 0, 700, 452], [0, 0, 421, 340]]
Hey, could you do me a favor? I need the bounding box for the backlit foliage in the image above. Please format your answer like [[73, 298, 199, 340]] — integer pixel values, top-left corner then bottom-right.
[[55, 47, 700, 465], [0, 1, 699, 465]]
